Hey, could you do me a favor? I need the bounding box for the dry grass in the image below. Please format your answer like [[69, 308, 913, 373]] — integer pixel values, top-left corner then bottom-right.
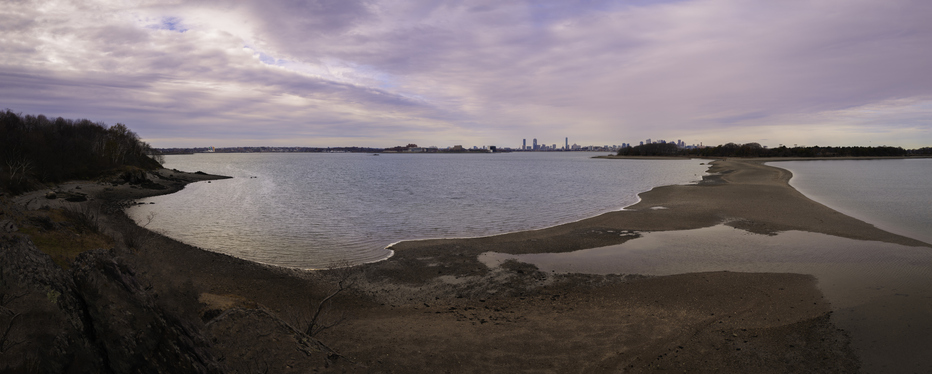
[[17, 207, 113, 269]]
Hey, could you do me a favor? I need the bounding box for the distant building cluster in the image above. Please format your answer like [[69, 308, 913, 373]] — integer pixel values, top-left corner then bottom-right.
[[518, 137, 625, 152], [156, 137, 711, 156], [511, 137, 712, 152]]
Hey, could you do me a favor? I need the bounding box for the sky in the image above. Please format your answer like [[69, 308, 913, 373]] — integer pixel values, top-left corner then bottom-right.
[[2, 0, 931, 149]]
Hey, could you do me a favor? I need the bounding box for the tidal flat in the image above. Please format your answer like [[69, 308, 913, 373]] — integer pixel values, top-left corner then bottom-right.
[[3, 158, 927, 372]]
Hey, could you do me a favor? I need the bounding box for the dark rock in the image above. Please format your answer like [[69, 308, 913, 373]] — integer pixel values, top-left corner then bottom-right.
[[140, 181, 167, 190], [0, 237, 105, 373], [0, 236, 225, 373], [119, 170, 150, 185], [1, 219, 16, 233], [71, 249, 222, 374]]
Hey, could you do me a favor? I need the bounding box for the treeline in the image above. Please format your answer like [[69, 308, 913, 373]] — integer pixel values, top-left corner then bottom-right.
[[1, 110, 162, 193], [618, 142, 928, 158], [158, 146, 386, 154]]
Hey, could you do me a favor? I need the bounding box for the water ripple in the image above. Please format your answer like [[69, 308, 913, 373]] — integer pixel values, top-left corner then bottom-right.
[[129, 152, 709, 269]]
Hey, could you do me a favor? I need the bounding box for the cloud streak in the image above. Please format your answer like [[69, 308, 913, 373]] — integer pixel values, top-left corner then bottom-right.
[[2, 0, 931, 148]]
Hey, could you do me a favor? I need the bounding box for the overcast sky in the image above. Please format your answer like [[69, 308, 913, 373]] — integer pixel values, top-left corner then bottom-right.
[[2, 0, 931, 148]]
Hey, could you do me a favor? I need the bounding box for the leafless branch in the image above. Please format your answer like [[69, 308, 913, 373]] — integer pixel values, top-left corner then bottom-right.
[[304, 261, 357, 337], [0, 312, 23, 355], [0, 269, 27, 314]]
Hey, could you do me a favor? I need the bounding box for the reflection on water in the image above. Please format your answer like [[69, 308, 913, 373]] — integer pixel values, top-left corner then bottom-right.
[[480, 225, 932, 374], [770, 159, 932, 245], [128, 153, 709, 269]]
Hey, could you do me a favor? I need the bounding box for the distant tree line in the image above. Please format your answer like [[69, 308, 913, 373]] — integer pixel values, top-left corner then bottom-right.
[[1, 110, 162, 194], [618, 142, 927, 158], [910, 147, 932, 156], [616, 142, 681, 156], [158, 146, 386, 154]]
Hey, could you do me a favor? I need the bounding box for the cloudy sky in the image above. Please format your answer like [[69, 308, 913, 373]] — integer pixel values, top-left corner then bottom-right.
[[2, 0, 931, 148]]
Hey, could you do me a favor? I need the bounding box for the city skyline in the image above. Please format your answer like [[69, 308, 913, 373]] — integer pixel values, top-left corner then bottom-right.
[[2, 1, 931, 148]]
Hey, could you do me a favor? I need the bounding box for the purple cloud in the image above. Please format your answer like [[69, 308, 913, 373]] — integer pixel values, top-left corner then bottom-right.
[[1, 0, 930, 148]]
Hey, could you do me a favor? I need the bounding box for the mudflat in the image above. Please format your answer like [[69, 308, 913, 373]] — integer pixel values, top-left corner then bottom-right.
[[7, 158, 914, 372]]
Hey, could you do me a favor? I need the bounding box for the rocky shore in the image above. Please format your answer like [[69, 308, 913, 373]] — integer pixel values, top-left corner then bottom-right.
[[4, 159, 912, 372]]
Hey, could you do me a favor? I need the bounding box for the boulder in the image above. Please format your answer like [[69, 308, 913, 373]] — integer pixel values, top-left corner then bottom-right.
[[119, 169, 150, 185], [0, 219, 16, 233]]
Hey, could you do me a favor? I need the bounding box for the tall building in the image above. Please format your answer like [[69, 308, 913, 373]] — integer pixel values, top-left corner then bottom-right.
[[533, 138, 538, 150], [565, 137, 568, 150], [523, 139, 526, 150]]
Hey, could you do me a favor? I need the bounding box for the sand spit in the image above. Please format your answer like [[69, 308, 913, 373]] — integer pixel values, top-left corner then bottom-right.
[[4, 159, 908, 372]]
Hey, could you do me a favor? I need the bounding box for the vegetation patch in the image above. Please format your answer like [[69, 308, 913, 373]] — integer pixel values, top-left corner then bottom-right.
[[1, 110, 163, 195], [17, 208, 113, 269]]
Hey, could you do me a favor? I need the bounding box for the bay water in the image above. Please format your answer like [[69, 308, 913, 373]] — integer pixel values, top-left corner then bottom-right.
[[127, 152, 710, 269], [770, 159, 932, 245], [481, 158, 932, 373], [129, 155, 931, 372]]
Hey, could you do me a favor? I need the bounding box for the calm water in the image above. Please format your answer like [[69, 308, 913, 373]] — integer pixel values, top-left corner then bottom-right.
[[481, 225, 932, 374], [482, 159, 932, 373], [770, 159, 932, 245], [127, 152, 710, 268]]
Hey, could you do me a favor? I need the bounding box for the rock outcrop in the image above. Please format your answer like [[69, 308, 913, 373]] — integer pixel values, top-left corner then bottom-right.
[[0, 236, 104, 372], [1, 237, 222, 373]]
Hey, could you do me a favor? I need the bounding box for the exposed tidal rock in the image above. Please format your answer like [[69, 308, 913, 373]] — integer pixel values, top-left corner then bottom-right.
[[0, 219, 15, 233], [119, 170, 150, 185], [71, 249, 222, 374], [0, 236, 105, 373], [0, 237, 223, 373]]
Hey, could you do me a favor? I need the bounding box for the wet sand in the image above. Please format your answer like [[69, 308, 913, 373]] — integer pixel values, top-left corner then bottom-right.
[[333, 158, 928, 372], [374, 158, 926, 282], [10, 158, 921, 372]]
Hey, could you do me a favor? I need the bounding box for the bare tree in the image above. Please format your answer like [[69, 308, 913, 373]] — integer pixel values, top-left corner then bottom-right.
[[122, 211, 158, 251], [5, 157, 30, 183], [231, 359, 270, 374], [302, 262, 357, 338], [0, 312, 22, 355], [0, 268, 25, 315], [0, 268, 25, 355], [64, 201, 103, 234]]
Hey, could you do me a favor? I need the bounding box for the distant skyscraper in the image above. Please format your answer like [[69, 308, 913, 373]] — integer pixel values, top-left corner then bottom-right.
[[533, 138, 538, 150], [523, 139, 526, 149], [565, 137, 568, 150]]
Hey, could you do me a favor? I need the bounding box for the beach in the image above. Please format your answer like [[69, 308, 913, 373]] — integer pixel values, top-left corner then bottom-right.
[[4, 158, 925, 372]]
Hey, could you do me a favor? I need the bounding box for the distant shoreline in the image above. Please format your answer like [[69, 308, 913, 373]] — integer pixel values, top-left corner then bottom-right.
[[596, 154, 932, 161], [386, 157, 928, 255]]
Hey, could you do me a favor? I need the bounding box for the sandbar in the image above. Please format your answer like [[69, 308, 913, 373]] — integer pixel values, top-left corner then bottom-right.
[[8, 158, 917, 372]]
